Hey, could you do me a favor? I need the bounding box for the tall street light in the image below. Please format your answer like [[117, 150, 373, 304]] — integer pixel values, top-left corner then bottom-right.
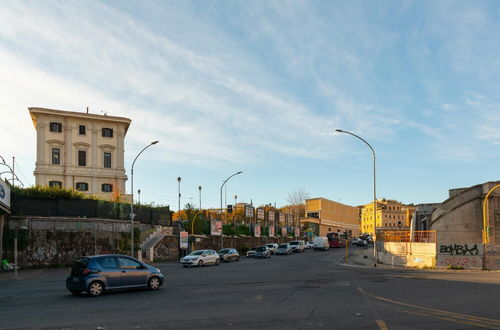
[[233, 195, 238, 229], [335, 129, 377, 267], [198, 186, 202, 210], [220, 171, 243, 249], [177, 177, 182, 225], [130, 140, 159, 258]]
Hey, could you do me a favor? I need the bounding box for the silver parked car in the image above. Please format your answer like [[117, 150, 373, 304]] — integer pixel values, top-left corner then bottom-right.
[[275, 243, 292, 255], [247, 247, 257, 258], [265, 243, 279, 254], [181, 250, 220, 267], [254, 246, 271, 259]]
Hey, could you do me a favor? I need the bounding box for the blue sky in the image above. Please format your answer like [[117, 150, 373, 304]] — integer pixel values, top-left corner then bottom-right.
[[0, 1, 499, 210]]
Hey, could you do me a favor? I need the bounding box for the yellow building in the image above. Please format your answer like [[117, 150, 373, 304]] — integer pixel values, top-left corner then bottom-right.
[[300, 198, 360, 237], [361, 199, 415, 235], [29, 107, 131, 201]]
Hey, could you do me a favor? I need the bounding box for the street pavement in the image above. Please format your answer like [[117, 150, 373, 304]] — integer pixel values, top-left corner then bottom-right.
[[1, 246, 499, 329]]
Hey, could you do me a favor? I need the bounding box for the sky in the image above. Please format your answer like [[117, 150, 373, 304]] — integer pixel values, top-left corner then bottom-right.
[[0, 0, 499, 210]]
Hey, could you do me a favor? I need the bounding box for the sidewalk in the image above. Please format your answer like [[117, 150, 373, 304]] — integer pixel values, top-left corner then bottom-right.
[[343, 246, 378, 267]]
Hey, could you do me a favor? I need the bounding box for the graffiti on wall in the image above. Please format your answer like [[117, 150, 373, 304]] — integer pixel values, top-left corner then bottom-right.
[[437, 242, 483, 269], [439, 243, 480, 256], [442, 257, 481, 268]]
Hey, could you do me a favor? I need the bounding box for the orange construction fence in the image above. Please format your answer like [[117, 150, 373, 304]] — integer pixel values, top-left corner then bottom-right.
[[377, 230, 436, 243]]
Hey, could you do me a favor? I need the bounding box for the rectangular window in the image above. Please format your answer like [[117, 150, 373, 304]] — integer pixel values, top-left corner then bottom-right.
[[78, 150, 86, 166], [102, 183, 113, 192], [102, 128, 113, 138], [49, 122, 62, 132], [79, 125, 86, 135], [103, 152, 112, 168], [49, 181, 62, 188], [75, 182, 88, 191], [51, 148, 60, 165]]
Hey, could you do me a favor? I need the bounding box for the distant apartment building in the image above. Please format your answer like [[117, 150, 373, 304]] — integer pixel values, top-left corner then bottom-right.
[[412, 203, 440, 231], [301, 198, 360, 237], [361, 199, 415, 235], [29, 107, 131, 201]]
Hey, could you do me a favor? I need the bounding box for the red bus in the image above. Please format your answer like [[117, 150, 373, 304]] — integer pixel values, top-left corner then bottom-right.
[[327, 233, 346, 248]]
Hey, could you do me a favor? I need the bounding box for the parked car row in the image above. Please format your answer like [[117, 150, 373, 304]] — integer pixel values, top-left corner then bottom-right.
[[65, 236, 355, 297]]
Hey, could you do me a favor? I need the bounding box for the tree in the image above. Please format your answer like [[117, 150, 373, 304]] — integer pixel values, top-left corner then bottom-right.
[[287, 188, 311, 208], [286, 188, 310, 217]]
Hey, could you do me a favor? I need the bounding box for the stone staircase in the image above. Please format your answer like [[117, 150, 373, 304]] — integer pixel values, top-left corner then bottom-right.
[[140, 226, 172, 261]]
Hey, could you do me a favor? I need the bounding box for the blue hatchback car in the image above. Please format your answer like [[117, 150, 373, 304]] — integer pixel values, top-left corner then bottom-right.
[[66, 254, 164, 297]]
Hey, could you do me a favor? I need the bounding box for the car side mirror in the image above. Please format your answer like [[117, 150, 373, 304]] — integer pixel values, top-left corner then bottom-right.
[[202, 254, 206, 257]]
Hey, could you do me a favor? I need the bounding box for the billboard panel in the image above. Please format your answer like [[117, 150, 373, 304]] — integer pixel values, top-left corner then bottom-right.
[[180, 231, 188, 249], [245, 205, 254, 218], [268, 211, 275, 222], [0, 179, 11, 214], [211, 220, 222, 236], [254, 224, 261, 237]]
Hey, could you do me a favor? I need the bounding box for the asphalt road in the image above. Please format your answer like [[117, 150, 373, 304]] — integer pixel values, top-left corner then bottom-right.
[[1, 247, 500, 329]]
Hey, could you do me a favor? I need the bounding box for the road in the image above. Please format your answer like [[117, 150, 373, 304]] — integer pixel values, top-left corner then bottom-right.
[[1, 247, 500, 329]]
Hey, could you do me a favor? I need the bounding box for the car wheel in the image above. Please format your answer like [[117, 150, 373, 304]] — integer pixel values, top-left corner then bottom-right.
[[69, 290, 82, 296], [267, 254, 271, 259], [148, 276, 161, 290], [88, 281, 104, 297], [215, 259, 220, 266], [236, 257, 240, 262], [183, 265, 187, 268], [198, 260, 204, 267]]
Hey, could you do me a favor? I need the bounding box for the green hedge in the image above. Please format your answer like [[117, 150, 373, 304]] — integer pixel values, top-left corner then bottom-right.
[[12, 185, 96, 200]]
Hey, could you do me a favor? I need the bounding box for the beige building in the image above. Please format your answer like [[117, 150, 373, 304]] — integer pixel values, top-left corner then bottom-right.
[[361, 199, 416, 235], [301, 198, 360, 237], [29, 107, 131, 201]]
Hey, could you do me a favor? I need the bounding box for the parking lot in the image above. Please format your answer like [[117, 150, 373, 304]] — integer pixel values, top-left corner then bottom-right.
[[1, 246, 500, 329]]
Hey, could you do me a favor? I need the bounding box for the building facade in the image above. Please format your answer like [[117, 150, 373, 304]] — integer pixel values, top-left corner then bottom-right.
[[430, 181, 500, 270], [29, 107, 131, 201], [361, 199, 415, 235], [412, 203, 440, 231], [301, 198, 360, 237]]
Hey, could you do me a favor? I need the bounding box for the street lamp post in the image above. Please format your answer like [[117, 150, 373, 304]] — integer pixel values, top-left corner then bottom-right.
[[233, 195, 238, 229], [130, 141, 159, 258], [220, 172, 243, 249], [177, 177, 182, 223], [335, 129, 377, 267], [198, 186, 202, 210]]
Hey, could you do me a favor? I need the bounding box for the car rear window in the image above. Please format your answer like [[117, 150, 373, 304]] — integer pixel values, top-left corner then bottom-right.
[[70, 257, 88, 275]]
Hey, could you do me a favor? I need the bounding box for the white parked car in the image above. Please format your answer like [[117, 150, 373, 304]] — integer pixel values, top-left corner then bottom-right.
[[181, 250, 220, 267], [289, 240, 305, 253], [265, 243, 279, 254], [313, 237, 329, 251], [305, 241, 314, 249]]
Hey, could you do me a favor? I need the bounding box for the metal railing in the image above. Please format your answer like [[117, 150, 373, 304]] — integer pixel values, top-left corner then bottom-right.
[[377, 230, 436, 243]]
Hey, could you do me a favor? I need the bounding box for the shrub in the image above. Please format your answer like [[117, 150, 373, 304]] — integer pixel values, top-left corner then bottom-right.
[[12, 185, 95, 200]]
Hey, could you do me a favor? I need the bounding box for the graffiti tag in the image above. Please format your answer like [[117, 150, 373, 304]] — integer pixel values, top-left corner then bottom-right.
[[439, 244, 479, 256]]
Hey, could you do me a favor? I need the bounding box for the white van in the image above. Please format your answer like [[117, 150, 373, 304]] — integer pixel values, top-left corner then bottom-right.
[[313, 237, 329, 251]]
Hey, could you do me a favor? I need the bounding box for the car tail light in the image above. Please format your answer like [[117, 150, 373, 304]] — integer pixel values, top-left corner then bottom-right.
[[81, 268, 91, 276]]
